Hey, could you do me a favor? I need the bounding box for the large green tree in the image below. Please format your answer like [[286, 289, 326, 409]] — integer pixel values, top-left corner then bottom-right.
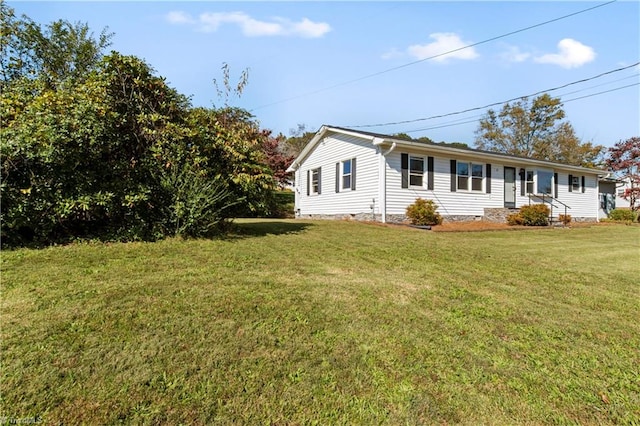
[[0, 6, 280, 246], [1, 1, 112, 87], [474, 94, 603, 167]]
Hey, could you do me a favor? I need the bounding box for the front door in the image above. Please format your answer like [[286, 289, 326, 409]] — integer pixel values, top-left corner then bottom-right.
[[504, 167, 516, 208]]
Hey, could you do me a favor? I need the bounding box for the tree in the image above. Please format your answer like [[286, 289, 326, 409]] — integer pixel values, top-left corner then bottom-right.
[[1, 1, 39, 82], [606, 137, 640, 212], [393, 132, 413, 141], [0, 2, 112, 88], [0, 51, 276, 246], [550, 122, 603, 168], [0, 8, 284, 246], [281, 124, 316, 157], [474, 93, 603, 166], [261, 131, 294, 188]]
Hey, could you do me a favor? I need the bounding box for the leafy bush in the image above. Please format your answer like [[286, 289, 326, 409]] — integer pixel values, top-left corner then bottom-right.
[[607, 209, 638, 222], [0, 53, 277, 247], [406, 198, 443, 226], [507, 204, 550, 226], [269, 190, 295, 218], [558, 214, 572, 225], [507, 213, 525, 226], [160, 167, 240, 238]]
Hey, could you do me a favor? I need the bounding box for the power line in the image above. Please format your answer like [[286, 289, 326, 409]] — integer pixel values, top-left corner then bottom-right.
[[563, 82, 639, 104], [552, 72, 639, 98], [403, 81, 639, 134], [401, 72, 639, 133], [346, 62, 640, 128], [249, 0, 617, 112]]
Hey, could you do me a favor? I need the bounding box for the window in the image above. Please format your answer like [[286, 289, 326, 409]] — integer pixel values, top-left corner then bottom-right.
[[409, 156, 424, 187], [526, 170, 534, 194], [336, 158, 356, 192], [457, 162, 483, 191], [537, 171, 553, 195], [342, 159, 352, 190], [457, 162, 469, 190], [403, 153, 432, 190], [471, 164, 483, 191], [309, 167, 320, 195], [572, 176, 580, 191]]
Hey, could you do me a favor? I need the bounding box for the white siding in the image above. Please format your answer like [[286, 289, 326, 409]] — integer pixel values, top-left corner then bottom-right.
[[384, 151, 600, 219], [293, 129, 601, 220], [553, 172, 599, 219], [294, 133, 379, 216], [385, 151, 502, 217]]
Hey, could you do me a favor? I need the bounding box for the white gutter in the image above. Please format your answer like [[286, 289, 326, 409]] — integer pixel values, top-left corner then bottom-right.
[[378, 141, 396, 223]]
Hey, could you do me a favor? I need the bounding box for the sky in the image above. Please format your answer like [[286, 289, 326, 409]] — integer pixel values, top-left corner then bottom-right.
[[10, 1, 640, 148]]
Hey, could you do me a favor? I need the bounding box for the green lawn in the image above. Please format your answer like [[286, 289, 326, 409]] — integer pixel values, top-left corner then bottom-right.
[[2, 220, 639, 424]]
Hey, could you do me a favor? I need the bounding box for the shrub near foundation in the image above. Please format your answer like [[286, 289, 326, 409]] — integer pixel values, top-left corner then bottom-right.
[[406, 198, 443, 226], [507, 204, 550, 226], [606, 209, 638, 222], [558, 214, 572, 225]]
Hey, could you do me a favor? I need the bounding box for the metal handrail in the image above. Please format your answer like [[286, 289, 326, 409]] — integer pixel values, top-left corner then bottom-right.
[[528, 193, 572, 225]]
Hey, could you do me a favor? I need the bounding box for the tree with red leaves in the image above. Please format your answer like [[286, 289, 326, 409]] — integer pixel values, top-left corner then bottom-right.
[[606, 137, 640, 211], [261, 130, 294, 188]]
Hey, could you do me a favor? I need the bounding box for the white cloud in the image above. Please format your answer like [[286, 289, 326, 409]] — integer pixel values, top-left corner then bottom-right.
[[407, 33, 479, 63], [500, 45, 531, 63], [534, 38, 596, 69], [289, 18, 332, 38], [166, 11, 194, 25], [381, 48, 403, 60], [165, 11, 331, 38]]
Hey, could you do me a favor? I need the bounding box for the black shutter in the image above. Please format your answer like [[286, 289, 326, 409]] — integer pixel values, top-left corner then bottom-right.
[[581, 176, 585, 193], [554, 173, 558, 198], [520, 169, 525, 196], [450, 160, 457, 192], [486, 164, 492, 194], [401, 153, 409, 188], [335, 162, 340, 193], [568, 174, 573, 192], [317, 168, 322, 195], [306, 170, 310, 196], [427, 156, 434, 190], [351, 158, 356, 190]]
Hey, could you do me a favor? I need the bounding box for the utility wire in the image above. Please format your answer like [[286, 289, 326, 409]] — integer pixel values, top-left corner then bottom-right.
[[563, 82, 639, 104], [346, 62, 640, 128], [400, 72, 639, 133], [249, 0, 617, 112], [403, 82, 639, 133]]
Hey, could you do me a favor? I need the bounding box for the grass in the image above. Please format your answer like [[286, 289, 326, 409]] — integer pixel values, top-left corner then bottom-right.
[[1, 220, 639, 425]]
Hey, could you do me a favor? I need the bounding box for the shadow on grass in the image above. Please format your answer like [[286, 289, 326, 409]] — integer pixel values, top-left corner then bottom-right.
[[230, 220, 314, 238]]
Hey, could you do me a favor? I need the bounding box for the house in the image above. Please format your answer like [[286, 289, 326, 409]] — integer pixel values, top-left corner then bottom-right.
[[598, 177, 618, 220], [286, 126, 606, 223]]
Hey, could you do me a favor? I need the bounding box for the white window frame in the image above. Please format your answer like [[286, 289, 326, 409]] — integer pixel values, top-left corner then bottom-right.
[[525, 170, 535, 194], [457, 162, 484, 192], [341, 159, 352, 191], [409, 155, 425, 188], [525, 169, 554, 195], [571, 176, 581, 191], [537, 170, 554, 195], [311, 168, 320, 195]]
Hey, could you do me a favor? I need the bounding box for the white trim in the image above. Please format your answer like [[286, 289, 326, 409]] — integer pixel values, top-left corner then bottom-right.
[[380, 142, 397, 223]]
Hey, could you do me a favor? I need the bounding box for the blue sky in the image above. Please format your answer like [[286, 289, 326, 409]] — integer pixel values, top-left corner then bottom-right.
[[11, 1, 640, 148]]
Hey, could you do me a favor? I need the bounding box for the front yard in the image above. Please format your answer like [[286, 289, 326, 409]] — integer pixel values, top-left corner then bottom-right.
[[1, 220, 638, 424]]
